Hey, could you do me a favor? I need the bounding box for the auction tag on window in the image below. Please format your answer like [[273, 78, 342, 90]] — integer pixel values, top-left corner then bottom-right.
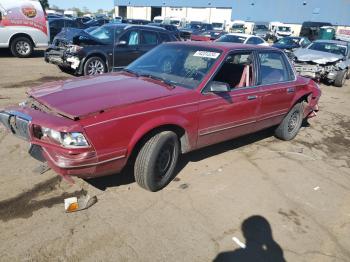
[[193, 51, 220, 59]]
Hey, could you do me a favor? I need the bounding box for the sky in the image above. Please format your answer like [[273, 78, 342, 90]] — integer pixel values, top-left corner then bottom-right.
[[49, 0, 114, 12]]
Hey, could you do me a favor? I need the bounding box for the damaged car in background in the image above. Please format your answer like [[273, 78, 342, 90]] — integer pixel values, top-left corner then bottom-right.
[[45, 24, 178, 76], [293, 40, 350, 87]]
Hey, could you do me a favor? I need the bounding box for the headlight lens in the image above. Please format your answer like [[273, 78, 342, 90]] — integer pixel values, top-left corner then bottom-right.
[[67, 45, 82, 53], [41, 127, 89, 148]]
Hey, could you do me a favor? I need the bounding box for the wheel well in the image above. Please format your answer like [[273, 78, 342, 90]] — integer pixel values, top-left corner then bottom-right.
[[128, 124, 190, 163], [9, 33, 35, 47], [294, 93, 311, 106]]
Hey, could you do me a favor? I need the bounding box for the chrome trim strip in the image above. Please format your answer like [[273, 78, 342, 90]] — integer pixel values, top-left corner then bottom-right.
[[258, 112, 286, 122], [199, 120, 256, 136], [84, 101, 200, 128]]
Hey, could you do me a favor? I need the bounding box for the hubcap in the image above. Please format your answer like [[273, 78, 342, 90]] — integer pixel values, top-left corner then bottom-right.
[[87, 60, 104, 75], [16, 41, 30, 55], [155, 142, 174, 178], [288, 111, 300, 133]]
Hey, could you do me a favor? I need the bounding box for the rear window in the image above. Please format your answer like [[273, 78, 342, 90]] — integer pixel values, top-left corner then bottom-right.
[[216, 35, 246, 43]]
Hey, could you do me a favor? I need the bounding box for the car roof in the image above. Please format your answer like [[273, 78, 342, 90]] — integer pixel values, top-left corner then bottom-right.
[[314, 40, 348, 45], [165, 41, 275, 52]]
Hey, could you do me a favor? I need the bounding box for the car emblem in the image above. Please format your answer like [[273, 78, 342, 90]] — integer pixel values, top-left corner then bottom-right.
[[8, 115, 17, 134]]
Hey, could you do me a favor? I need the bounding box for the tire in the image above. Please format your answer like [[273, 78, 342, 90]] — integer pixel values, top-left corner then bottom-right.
[[134, 131, 180, 192], [334, 69, 347, 87], [346, 68, 350, 80], [10, 37, 33, 58], [275, 103, 304, 141], [83, 56, 107, 76]]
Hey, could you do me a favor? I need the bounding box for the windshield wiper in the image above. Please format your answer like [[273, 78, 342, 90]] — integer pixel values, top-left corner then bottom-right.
[[122, 68, 139, 77], [139, 74, 176, 89]]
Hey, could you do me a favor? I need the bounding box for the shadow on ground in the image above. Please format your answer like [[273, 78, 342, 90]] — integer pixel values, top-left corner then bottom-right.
[[85, 127, 276, 191], [213, 215, 286, 262], [0, 49, 45, 58]]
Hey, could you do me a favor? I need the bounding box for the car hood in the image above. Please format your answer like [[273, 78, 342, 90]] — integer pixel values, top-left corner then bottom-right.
[[294, 48, 344, 64], [53, 28, 103, 45], [27, 73, 190, 120]]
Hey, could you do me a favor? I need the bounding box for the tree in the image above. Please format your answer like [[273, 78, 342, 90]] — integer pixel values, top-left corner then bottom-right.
[[97, 9, 104, 14], [82, 6, 90, 14], [39, 0, 49, 10], [71, 7, 83, 17]]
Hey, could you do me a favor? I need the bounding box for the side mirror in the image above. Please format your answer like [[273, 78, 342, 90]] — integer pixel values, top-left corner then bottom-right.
[[207, 81, 230, 93], [117, 40, 127, 46]]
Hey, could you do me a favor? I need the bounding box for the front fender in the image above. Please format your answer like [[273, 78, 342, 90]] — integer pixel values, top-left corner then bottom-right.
[[127, 114, 196, 155]]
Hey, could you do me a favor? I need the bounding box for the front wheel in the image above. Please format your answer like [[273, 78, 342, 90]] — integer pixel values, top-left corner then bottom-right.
[[334, 69, 347, 87], [83, 57, 107, 76], [275, 103, 304, 141], [134, 131, 180, 192]]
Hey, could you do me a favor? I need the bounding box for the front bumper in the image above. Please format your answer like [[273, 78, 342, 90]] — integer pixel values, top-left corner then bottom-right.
[[294, 63, 338, 81], [45, 48, 82, 72], [0, 109, 126, 180]]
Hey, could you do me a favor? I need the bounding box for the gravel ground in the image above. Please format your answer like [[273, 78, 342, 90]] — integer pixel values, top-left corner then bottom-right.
[[0, 49, 349, 262]]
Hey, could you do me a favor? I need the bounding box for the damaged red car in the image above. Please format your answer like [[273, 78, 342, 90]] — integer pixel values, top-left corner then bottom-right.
[[0, 42, 321, 191]]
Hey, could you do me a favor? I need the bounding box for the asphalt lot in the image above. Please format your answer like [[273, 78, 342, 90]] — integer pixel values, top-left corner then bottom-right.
[[0, 49, 350, 262]]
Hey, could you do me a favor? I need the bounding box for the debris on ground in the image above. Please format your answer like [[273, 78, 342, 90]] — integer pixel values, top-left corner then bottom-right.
[[64, 194, 97, 213]]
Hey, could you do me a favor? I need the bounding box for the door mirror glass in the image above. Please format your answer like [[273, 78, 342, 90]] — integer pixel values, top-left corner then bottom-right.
[[207, 81, 230, 93]]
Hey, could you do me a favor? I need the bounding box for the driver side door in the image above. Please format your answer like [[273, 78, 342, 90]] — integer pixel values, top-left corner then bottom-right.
[[197, 51, 260, 148], [113, 29, 141, 69]]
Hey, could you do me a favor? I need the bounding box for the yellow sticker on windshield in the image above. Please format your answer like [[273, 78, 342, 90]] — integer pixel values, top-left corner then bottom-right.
[[193, 51, 220, 59]]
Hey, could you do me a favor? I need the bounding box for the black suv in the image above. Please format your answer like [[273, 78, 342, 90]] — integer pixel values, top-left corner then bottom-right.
[[45, 24, 178, 76]]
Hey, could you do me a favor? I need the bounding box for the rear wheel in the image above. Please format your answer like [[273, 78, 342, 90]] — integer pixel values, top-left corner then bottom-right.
[[10, 37, 33, 58], [134, 131, 180, 192], [275, 103, 304, 141], [83, 57, 107, 76], [334, 69, 347, 87]]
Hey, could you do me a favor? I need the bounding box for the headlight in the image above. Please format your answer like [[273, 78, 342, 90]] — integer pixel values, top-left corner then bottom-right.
[[67, 45, 82, 53], [41, 127, 89, 148]]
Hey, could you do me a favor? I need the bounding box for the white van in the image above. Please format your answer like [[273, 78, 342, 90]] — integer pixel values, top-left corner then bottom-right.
[[0, 0, 49, 57]]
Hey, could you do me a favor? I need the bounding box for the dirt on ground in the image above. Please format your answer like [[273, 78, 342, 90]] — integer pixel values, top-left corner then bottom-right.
[[0, 50, 349, 262]]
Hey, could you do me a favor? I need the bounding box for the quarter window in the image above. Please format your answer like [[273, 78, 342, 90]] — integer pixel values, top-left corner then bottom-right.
[[258, 52, 292, 84]]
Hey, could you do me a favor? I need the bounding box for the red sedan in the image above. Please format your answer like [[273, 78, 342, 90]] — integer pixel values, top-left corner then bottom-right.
[[0, 42, 321, 191]]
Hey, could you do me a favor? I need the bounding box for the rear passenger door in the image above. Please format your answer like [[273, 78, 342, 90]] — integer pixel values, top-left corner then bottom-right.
[[256, 51, 297, 130], [139, 30, 159, 55]]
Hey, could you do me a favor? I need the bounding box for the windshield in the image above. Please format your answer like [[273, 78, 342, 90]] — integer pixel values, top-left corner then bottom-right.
[[308, 42, 347, 56], [126, 44, 222, 89], [216, 34, 246, 43], [278, 26, 291, 32], [232, 24, 244, 29], [212, 23, 223, 28], [170, 20, 180, 25], [278, 37, 298, 45], [255, 25, 268, 30], [89, 26, 123, 44]]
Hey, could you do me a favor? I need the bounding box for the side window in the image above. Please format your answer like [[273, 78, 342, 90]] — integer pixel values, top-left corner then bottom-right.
[[141, 30, 158, 45], [212, 52, 254, 89], [159, 33, 171, 42], [258, 52, 293, 85], [246, 37, 256, 45], [119, 30, 139, 46], [255, 38, 264, 45]]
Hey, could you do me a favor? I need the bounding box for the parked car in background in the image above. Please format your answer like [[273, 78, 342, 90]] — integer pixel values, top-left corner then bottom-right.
[[49, 18, 84, 43], [84, 18, 110, 28], [293, 40, 350, 87], [216, 33, 269, 46], [123, 19, 151, 25], [272, 36, 311, 58], [191, 30, 226, 41], [300, 21, 332, 41], [212, 22, 225, 31], [148, 23, 181, 40], [0, 0, 49, 57], [1, 42, 321, 191], [153, 16, 164, 23], [252, 22, 269, 40], [179, 22, 214, 41], [230, 21, 246, 33], [271, 25, 293, 41], [45, 24, 178, 75]]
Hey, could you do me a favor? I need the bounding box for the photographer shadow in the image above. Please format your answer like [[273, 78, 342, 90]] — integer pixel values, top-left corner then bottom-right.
[[214, 215, 286, 262]]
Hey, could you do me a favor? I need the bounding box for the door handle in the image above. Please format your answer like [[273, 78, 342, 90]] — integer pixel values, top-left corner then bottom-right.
[[287, 87, 295, 93], [247, 95, 257, 100]]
